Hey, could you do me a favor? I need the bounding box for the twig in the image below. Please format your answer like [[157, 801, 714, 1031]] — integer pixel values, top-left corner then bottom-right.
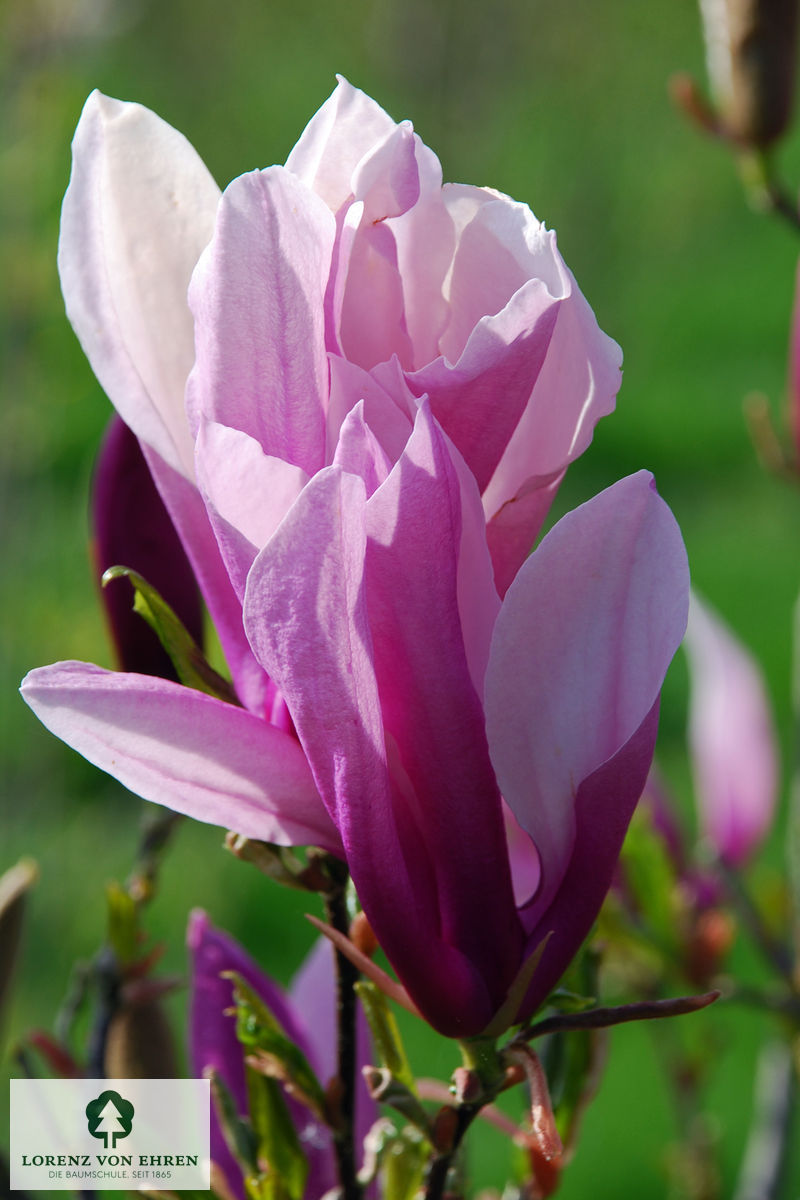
[[518, 991, 720, 1040], [321, 860, 362, 1200]]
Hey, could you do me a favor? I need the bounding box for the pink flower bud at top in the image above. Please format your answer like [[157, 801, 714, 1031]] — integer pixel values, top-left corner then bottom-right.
[[699, 0, 799, 146]]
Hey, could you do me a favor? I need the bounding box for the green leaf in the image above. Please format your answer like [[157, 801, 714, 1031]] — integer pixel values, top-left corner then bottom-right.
[[246, 1067, 307, 1200], [355, 980, 415, 1090], [225, 973, 327, 1121], [102, 566, 238, 704]]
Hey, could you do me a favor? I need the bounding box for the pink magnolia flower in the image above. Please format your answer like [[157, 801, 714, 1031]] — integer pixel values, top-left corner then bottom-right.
[[21, 81, 690, 1035], [683, 592, 778, 866], [188, 914, 374, 1200]]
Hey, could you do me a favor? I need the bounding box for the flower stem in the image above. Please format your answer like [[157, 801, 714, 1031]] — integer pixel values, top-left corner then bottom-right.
[[322, 859, 362, 1200], [424, 1102, 481, 1200]]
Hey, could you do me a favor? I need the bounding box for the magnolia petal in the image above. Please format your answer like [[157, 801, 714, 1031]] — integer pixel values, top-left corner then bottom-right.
[[196, 421, 309, 601], [141, 444, 271, 717], [243, 466, 388, 831], [187, 166, 335, 473], [485, 472, 689, 922], [515, 705, 661, 1018], [58, 91, 219, 478], [406, 275, 562, 494], [482, 261, 622, 524], [351, 121, 420, 223], [683, 592, 778, 865], [285, 76, 398, 214], [20, 663, 339, 852], [486, 468, 564, 597], [326, 357, 413, 465], [360, 404, 523, 1035]]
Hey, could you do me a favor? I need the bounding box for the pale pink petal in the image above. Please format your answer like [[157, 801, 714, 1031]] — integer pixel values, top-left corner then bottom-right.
[[196, 421, 309, 601], [332, 403, 393, 497], [187, 166, 335, 473], [285, 76, 397, 214], [20, 663, 340, 852], [58, 91, 220, 478], [485, 472, 689, 919], [351, 122, 420, 222], [243, 466, 388, 831], [684, 592, 778, 865], [141, 444, 271, 717], [339, 220, 413, 370], [486, 468, 564, 597], [326, 357, 413, 464]]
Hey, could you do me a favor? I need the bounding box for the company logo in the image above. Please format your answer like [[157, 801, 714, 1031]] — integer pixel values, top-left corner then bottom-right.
[[85, 1090, 135, 1149], [10, 1078, 210, 1190]]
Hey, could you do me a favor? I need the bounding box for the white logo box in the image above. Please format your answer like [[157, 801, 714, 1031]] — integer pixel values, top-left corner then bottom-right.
[[10, 1078, 210, 1191]]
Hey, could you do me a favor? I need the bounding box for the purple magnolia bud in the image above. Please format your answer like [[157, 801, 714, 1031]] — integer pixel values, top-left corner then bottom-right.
[[91, 416, 203, 677], [683, 592, 779, 865]]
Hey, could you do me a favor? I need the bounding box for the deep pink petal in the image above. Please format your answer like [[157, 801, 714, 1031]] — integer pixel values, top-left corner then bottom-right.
[[20, 663, 340, 852], [485, 472, 689, 922], [187, 166, 335, 473], [58, 91, 219, 478], [361, 405, 523, 1034], [683, 592, 778, 865]]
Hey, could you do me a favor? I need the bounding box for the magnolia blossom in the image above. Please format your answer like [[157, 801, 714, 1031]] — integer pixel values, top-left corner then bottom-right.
[[188, 914, 374, 1200], [683, 592, 778, 865], [22, 81, 689, 1036]]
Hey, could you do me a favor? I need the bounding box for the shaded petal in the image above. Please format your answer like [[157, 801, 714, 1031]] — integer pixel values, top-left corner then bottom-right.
[[683, 592, 778, 865], [20, 663, 340, 852], [58, 91, 219, 477], [187, 166, 335, 473], [326, 357, 413, 465], [188, 914, 336, 1200], [485, 472, 689, 922], [285, 76, 397, 214], [91, 416, 204, 678]]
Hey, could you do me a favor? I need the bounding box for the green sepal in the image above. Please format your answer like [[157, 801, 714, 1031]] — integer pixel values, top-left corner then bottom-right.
[[225, 972, 327, 1121], [245, 1066, 307, 1200], [355, 980, 415, 1091], [545, 988, 598, 1014], [105, 881, 138, 965], [102, 566, 238, 704]]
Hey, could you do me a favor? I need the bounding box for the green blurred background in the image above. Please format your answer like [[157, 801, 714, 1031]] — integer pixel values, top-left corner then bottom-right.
[[3, 0, 800, 1195]]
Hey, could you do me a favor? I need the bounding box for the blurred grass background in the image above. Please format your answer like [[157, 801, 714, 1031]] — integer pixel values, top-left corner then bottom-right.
[[2, 0, 800, 1195]]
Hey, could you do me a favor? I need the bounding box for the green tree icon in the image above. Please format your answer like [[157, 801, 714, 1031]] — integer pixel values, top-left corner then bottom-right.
[[85, 1090, 134, 1149]]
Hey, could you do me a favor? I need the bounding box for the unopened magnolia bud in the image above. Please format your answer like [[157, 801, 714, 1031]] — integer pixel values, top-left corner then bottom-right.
[[700, 0, 799, 145], [104, 999, 179, 1078]]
